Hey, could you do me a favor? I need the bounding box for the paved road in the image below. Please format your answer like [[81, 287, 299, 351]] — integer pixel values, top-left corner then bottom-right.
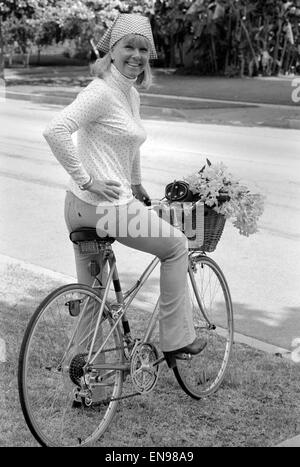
[[1, 97, 300, 352]]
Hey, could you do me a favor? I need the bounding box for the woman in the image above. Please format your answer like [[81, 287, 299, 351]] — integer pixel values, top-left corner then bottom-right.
[[43, 13, 206, 366]]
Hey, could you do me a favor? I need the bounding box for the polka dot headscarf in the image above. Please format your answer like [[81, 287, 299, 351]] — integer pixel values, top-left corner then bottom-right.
[[96, 13, 157, 60]]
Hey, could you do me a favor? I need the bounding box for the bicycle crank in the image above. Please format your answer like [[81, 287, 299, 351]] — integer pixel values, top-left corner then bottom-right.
[[130, 342, 160, 394]]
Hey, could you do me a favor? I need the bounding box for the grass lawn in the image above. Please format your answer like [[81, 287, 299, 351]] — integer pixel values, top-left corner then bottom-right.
[[0, 261, 300, 447]]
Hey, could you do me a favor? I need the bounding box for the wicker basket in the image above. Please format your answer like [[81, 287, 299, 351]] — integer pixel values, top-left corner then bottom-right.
[[198, 205, 226, 252], [164, 202, 226, 252]]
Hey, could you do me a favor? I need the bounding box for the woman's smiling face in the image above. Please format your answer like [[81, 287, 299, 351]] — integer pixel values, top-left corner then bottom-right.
[[111, 34, 150, 79]]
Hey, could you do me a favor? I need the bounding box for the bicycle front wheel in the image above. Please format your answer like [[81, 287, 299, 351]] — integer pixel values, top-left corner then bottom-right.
[[174, 254, 234, 398], [18, 284, 123, 447]]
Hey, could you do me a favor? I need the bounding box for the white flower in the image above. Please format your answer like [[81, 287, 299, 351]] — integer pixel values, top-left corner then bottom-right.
[[184, 160, 265, 237]]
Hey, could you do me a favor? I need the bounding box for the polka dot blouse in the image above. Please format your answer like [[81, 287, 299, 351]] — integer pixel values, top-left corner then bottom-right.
[[43, 64, 147, 206]]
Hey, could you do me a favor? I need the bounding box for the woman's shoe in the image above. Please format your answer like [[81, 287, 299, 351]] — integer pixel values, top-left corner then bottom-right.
[[163, 337, 207, 369]]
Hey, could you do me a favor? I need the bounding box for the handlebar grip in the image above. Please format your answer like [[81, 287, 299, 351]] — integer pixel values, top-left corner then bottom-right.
[[142, 196, 152, 206]]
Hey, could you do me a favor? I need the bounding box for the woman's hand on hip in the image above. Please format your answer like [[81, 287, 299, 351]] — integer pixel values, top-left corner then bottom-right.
[[88, 179, 122, 200]]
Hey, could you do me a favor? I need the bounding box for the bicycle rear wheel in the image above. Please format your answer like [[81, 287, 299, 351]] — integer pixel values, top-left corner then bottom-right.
[[173, 254, 234, 398], [18, 284, 123, 447]]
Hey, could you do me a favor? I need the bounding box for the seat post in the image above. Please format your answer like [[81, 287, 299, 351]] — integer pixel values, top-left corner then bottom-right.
[[108, 255, 131, 336], [108, 254, 123, 304]]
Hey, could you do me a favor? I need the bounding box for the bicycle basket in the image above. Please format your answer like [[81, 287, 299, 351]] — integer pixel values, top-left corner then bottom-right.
[[199, 206, 226, 252], [162, 202, 226, 252]]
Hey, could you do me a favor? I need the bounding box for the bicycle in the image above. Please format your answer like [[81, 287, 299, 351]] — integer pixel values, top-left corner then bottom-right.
[[18, 199, 234, 447]]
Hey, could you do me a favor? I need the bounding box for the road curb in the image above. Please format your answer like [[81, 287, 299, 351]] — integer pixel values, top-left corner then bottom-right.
[[0, 253, 75, 283], [4, 86, 299, 110], [4, 89, 74, 106], [0, 338, 6, 363], [287, 118, 300, 129], [3, 89, 300, 130], [233, 331, 293, 362], [275, 435, 300, 447]]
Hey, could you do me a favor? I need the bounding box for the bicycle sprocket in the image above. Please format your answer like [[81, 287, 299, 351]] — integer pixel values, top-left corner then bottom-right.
[[69, 353, 87, 386], [130, 343, 160, 394]]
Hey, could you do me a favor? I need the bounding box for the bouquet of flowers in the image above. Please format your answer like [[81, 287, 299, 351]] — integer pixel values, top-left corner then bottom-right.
[[184, 159, 265, 237]]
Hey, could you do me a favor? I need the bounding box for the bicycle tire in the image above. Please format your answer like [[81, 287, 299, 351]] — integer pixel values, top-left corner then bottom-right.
[[173, 254, 234, 399], [18, 283, 124, 447]]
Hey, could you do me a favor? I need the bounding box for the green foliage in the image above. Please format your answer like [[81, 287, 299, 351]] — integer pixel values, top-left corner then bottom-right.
[[152, 0, 189, 67], [165, 0, 300, 75], [1, 0, 299, 74], [0, 1, 156, 65]]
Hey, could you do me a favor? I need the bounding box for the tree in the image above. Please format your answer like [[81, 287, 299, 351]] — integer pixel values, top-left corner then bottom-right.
[[178, 0, 300, 76], [0, 0, 155, 75], [0, 1, 48, 72], [2, 0, 298, 77], [153, 0, 190, 67], [0, 0, 33, 77]]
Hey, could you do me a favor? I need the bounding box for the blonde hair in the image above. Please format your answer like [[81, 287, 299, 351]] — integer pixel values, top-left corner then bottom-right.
[[90, 52, 153, 90]]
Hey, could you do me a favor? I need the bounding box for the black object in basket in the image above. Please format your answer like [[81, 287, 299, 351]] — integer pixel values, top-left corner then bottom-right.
[[165, 180, 195, 202]]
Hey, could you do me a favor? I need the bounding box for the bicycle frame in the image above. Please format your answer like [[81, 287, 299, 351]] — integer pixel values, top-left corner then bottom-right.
[[83, 246, 215, 371], [85, 244, 161, 368]]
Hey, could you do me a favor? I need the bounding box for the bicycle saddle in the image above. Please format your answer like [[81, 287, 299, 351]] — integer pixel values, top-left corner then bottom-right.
[[69, 227, 115, 244]]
